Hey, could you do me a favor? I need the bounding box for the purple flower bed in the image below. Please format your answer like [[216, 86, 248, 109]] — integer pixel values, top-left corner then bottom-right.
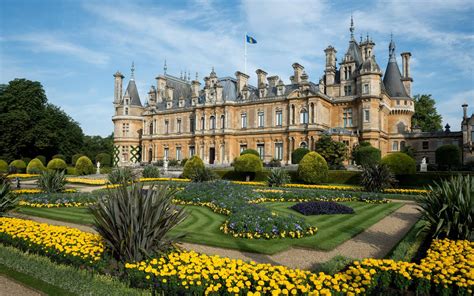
[[290, 201, 354, 216]]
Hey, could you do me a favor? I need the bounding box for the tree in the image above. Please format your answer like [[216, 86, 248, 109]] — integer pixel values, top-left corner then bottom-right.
[[412, 94, 443, 132], [314, 135, 348, 168], [234, 154, 263, 181], [435, 144, 461, 171], [82, 134, 114, 161]]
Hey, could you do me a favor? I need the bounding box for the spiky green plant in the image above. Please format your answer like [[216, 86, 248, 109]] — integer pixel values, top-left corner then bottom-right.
[[37, 170, 66, 193], [0, 181, 18, 216], [416, 175, 473, 240], [361, 164, 396, 192], [108, 167, 136, 184], [267, 168, 291, 187], [142, 165, 161, 178], [89, 183, 188, 263]]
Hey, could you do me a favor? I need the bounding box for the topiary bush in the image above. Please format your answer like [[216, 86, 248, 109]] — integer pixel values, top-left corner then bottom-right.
[[183, 156, 205, 179], [234, 154, 263, 181], [297, 152, 328, 184], [353, 146, 381, 167], [47, 158, 67, 172], [240, 149, 260, 157], [52, 154, 66, 162], [142, 165, 160, 178], [180, 158, 188, 167], [9, 160, 27, 173], [381, 152, 416, 175], [291, 148, 310, 164], [35, 155, 47, 166], [72, 154, 84, 166], [435, 144, 461, 171], [27, 158, 46, 174], [75, 156, 94, 175], [95, 153, 112, 167], [188, 167, 217, 182], [0, 160, 8, 173]]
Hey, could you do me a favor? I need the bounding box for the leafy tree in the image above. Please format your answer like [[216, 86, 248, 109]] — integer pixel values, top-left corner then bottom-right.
[[314, 135, 348, 167], [82, 134, 114, 161], [401, 145, 416, 159], [412, 94, 443, 132], [435, 144, 461, 171]]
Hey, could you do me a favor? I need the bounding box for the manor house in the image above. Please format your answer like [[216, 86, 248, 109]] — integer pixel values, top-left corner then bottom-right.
[[112, 21, 473, 167]]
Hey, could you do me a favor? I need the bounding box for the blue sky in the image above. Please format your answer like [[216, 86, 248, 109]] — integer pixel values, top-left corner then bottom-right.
[[1, 0, 473, 136]]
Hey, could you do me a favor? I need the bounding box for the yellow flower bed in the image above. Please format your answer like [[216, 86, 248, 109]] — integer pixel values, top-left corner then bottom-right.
[[18, 201, 94, 208], [284, 184, 363, 191], [172, 199, 231, 215], [383, 188, 430, 194], [12, 188, 77, 194], [6, 173, 39, 178], [232, 181, 267, 186], [253, 189, 285, 194], [139, 177, 191, 182], [66, 178, 108, 185], [0, 217, 103, 264]]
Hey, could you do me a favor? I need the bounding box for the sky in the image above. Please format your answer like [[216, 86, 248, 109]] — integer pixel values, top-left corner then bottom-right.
[[1, 0, 473, 136]]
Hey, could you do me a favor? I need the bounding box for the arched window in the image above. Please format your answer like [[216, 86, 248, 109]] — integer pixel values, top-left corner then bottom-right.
[[220, 115, 225, 129], [310, 103, 315, 123], [210, 116, 216, 129], [392, 141, 399, 151], [201, 117, 205, 130], [291, 105, 295, 124], [400, 141, 406, 150], [300, 142, 307, 149], [300, 108, 308, 124]]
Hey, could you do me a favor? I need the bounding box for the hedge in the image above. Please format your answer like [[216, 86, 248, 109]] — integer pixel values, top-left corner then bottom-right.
[[381, 152, 416, 175], [47, 159, 67, 172], [75, 156, 94, 175], [0, 160, 8, 173], [27, 158, 46, 174], [182, 156, 205, 179], [353, 146, 381, 166], [71, 154, 84, 166], [298, 152, 328, 184], [35, 155, 47, 166], [291, 148, 310, 164], [95, 153, 112, 167], [52, 154, 67, 162], [9, 160, 27, 173], [240, 149, 260, 157], [435, 144, 461, 170]]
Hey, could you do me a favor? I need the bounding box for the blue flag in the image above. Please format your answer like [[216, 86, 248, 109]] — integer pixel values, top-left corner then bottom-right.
[[246, 35, 257, 44]]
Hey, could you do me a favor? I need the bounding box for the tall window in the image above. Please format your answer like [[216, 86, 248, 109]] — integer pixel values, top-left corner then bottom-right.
[[240, 144, 247, 153], [310, 103, 315, 123], [176, 147, 182, 161], [149, 122, 153, 135], [343, 108, 353, 127], [392, 141, 399, 151], [189, 146, 195, 157], [257, 144, 265, 160], [122, 123, 129, 136], [422, 141, 429, 150], [300, 109, 308, 124], [241, 113, 247, 129], [364, 109, 370, 122], [344, 85, 352, 96], [363, 84, 369, 94], [400, 141, 406, 150], [275, 143, 283, 160], [291, 105, 295, 124], [258, 112, 264, 128], [201, 117, 205, 130], [164, 147, 169, 159], [165, 120, 169, 134], [124, 107, 129, 115], [220, 115, 225, 129], [210, 116, 216, 129], [190, 118, 195, 132], [177, 119, 182, 133], [276, 110, 283, 126]]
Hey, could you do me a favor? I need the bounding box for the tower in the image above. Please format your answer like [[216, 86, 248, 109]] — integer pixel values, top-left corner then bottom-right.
[[113, 71, 124, 104], [400, 52, 413, 96]]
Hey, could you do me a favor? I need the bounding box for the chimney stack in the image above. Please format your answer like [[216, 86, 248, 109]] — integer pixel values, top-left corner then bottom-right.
[[400, 52, 413, 96], [255, 69, 268, 89], [235, 71, 249, 94], [292, 63, 304, 84], [113, 71, 124, 104], [267, 76, 279, 88], [462, 103, 468, 119]]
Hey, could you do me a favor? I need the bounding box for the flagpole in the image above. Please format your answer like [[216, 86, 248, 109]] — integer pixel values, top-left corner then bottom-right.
[[244, 32, 247, 75]]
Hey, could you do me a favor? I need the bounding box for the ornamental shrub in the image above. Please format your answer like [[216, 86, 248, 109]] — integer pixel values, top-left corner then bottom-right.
[[381, 152, 416, 175], [267, 168, 290, 187], [72, 154, 84, 166], [47, 158, 67, 172], [182, 156, 205, 179], [35, 155, 47, 166], [0, 182, 17, 215], [27, 158, 46, 174], [297, 152, 328, 184], [75, 156, 94, 175], [234, 154, 263, 181], [240, 149, 260, 157], [188, 167, 217, 182], [9, 160, 27, 173], [52, 154, 66, 162], [291, 148, 310, 164], [353, 146, 381, 167], [142, 165, 160, 178], [95, 153, 112, 167], [108, 167, 136, 184], [37, 170, 66, 193], [267, 158, 281, 167], [180, 158, 188, 167], [361, 164, 396, 192], [435, 144, 461, 171], [0, 160, 8, 173]]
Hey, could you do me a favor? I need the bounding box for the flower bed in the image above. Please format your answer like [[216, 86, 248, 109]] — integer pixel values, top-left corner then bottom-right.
[[12, 188, 77, 194], [6, 173, 40, 179], [66, 177, 108, 185], [17, 192, 98, 207], [139, 177, 190, 183], [0, 217, 103, 266], [290, 201, 355, 216], [284, 183, 363, 191]]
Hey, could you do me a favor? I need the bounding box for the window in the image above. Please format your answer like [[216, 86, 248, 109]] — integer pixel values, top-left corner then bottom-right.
[[404, 100, 407, 105], [471, 125, 474, 140], [257, 144, 265, 160], [392, 141, 399, 151], [177, 119, 182, 133], [422, 141, 429, 150], [300, 142, 307, 149], [275, 143, 283, 160], [122, 123, 129, 136], [176, 147, 182, 161], [125, 99, 129, 105], [164, 148, 169, 160], [363, 84, 369, 94], [343, 108, 353, 127], [190, 118, 195, 132], [189, 146, 195, 157], [310, 103, 315, 123], [124, 107, 129, 115], [165, 120, 169, 134], [397, 100, 400, 105], [149, 122, 153, 135], [220, 115, 225, 129], [300, 109, 308, 124], [240, 144, 247, 153], [291, 105, 295, 124], [364, 109, 370, 122], [201, 117, 205, 130], [276, 110, 283, 126], [210, 116, 216, 129], [400, 141, 406, 150], [258, 112, 264, 127], [344, 85, 352, 96], [241, 113, 247, 129]]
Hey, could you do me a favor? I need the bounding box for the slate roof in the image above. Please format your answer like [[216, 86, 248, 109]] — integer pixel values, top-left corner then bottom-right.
[[383, 40, 409, 98], [124, 79, 142, 106]]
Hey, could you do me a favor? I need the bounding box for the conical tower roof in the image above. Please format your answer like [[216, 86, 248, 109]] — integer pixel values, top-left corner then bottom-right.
[[383, 38, 409, 98], [123, 62, 142, 106]]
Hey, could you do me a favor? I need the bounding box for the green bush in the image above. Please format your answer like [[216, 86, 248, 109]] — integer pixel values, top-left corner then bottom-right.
[[108, 167, 136, 184], [314, 135, 347, 167], [168, 159, 179, 167], [361, 164, 396, 192], [71, 153, 84, 166], [66, 167, 77, 175], [35, 155, 47, 166], [180, 158, 188, 167], [353, 146, 381, 167], [95, 153, 112, 167], [142, 165, 160, 178], [21, 157, 31, 165], [240, 149, 260, 157], [26, 158, 46, 174], [89, 183, 187, 263], [417, 175, 473, 240], [183, 156, 205, 179], [435, 144, 461, 170], [297, 152, 328, 184], [0, 160, 8, 173], [9, 160, 27, 173], [188, 167, 217, 182], [37, 170, 66, 193], [267, 168, 291, 187], [0, 182, 18, 215], [381, 152, 416, 175], [234, 154, 263, 181], [75, 156, 94, 175], [47, 158, 67, 172], [267, 158, 281, 167], [52, 154, 66, 162], [326, 171, 361, 185], [291, 148, 310, 164]]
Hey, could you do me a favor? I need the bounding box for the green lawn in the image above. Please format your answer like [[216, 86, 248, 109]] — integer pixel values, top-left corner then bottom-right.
[[16, 201, 402, 254]]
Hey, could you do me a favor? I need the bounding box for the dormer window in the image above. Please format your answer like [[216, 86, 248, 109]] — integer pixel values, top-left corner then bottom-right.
[[125, 99, 129, 105]]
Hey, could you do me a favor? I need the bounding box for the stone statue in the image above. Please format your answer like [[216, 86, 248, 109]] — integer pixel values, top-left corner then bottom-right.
[[421, 157, 426, 164], [163, 157, 169, 174], [420, 157, 427, 172], [96, 161, 101, 174]]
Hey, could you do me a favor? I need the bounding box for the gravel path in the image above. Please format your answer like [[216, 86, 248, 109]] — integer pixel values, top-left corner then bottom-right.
[[11, 202, 420, 270], [0, 275, 43, 296]]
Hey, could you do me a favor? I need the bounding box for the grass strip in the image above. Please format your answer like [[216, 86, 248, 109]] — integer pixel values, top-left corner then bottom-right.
[[387, 218, 426, 261], [0, 244, 150, 296]]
